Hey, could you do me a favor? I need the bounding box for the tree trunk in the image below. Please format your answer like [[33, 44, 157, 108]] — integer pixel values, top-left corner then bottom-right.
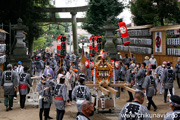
[[160, 18, 164, 26], [156, 0, 164, 26], [28, 37, 34, 56]]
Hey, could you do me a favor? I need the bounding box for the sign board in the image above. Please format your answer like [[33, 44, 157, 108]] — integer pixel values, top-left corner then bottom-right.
[[167, 48, 180, 56], [167, 38, 180, 46], [117, 45, 129, 52], [117, 45, 152, 54], [0, 32, 6, 40], [155, 32, 162, 53], [117, 38, 152, 46], [0, 55, 6, 64], [128, 29, 151, 37], [167, 29, 180, 35], [0, 44, 6, 53], [130, 38, 152, 45]]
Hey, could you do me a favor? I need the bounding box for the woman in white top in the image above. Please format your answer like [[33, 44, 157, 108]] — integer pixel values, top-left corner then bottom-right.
[[65, 66, 74, 105], [149, 54, 157, 68], [57, 68, 64, 84]]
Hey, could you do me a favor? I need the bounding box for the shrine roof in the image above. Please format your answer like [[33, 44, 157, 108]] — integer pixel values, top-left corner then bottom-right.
[[150, 24, 180, 32], [0, 29, 8, 34], [127, 24, 153, 30]]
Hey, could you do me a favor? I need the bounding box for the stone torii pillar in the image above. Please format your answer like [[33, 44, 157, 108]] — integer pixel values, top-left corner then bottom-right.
[[71, 12, 78, 55]]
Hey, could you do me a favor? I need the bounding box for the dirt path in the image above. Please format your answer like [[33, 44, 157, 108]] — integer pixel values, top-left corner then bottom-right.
[[0, 83, 180, 120]]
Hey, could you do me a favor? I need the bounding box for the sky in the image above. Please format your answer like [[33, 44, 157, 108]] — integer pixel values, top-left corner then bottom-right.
[[55, 0, 132, 25]]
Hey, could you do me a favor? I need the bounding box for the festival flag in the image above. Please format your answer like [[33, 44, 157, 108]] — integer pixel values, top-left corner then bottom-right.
[[80, 43, 87, 74], [118, 22, 129, 38]]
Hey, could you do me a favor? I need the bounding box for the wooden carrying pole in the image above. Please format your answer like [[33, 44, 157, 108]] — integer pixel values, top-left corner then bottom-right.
[[59, 57, 63, 68], [110, 84, 126, 87], [128, 46, 132, 60], [124, 86, 136, 94], [99, 86, 110, 95], [106, 87, 118, 95], [86, 84, 99, 88]]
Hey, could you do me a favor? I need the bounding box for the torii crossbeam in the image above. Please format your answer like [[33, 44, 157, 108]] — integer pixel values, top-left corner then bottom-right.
[[40, 5, 91, 55]]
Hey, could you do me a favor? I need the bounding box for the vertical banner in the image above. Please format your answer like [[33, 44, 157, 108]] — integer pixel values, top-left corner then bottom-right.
[[118, 22, 129, 38], [155, 32, 162, 53], [57, 35, 66, 57], [118, 22, 130, 46], [174, 29, 180, 35]]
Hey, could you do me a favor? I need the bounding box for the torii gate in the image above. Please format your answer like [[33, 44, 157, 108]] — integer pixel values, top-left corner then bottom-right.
[[41, 5, 91, 55]]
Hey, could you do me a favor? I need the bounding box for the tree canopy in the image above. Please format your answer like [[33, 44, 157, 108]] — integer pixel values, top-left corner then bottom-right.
[[0, 0, 51, 54], [82, 0, 124, 35], [33, 22, 70, 51], [130, 0, 180, 26], [78, 34, 89, 43]]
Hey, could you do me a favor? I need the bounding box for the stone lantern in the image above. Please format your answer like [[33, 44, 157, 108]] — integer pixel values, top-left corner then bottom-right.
[[102, 19, 118, 59], [10, 18, 31, 68], [13, 18, 27, 52]]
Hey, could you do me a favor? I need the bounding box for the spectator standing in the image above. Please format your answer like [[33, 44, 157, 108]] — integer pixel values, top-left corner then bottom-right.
[[16, 61, 24, 75], [65, 66, 74, 105], [149, 54, 157, 68], [144, 56, 150, 67], [175, 58, 180, 88]]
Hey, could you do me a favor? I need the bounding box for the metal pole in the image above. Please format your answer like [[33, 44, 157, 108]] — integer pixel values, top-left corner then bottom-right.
[[96, 90, 99, 113], [2, 23, 3, 29], [113, 94, 116, 108], [113, 68, 115, 84], [93, 68, 95, 85], [113, 58, 116, 84], [9, 22, 11, 54]]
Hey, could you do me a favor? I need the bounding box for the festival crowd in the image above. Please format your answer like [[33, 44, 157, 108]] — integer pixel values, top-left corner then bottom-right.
[[0, 50, 180, 120]]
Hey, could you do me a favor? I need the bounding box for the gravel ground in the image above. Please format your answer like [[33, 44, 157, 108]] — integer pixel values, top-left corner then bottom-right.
[[0, 81, 180, 120]]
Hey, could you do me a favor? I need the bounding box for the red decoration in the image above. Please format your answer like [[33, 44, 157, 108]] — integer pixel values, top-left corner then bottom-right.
[[89, 36, 96, 56], [19, 84, 28, 89], [115, 61, 119, 69], [124, 41, 130, 46], [54, 97, 64, 101], [118, 22, 129, 38], [94, 38, 97, 51], [89, 36, 93, 50], [94, 36, 102, 52], [155, 35, 161, 48], [85, 60, 90, 68], [111, 60, 114, 65], [102, 52, 107, 59], [57, 35, 66, 57], [91, 61, 94, 69]]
